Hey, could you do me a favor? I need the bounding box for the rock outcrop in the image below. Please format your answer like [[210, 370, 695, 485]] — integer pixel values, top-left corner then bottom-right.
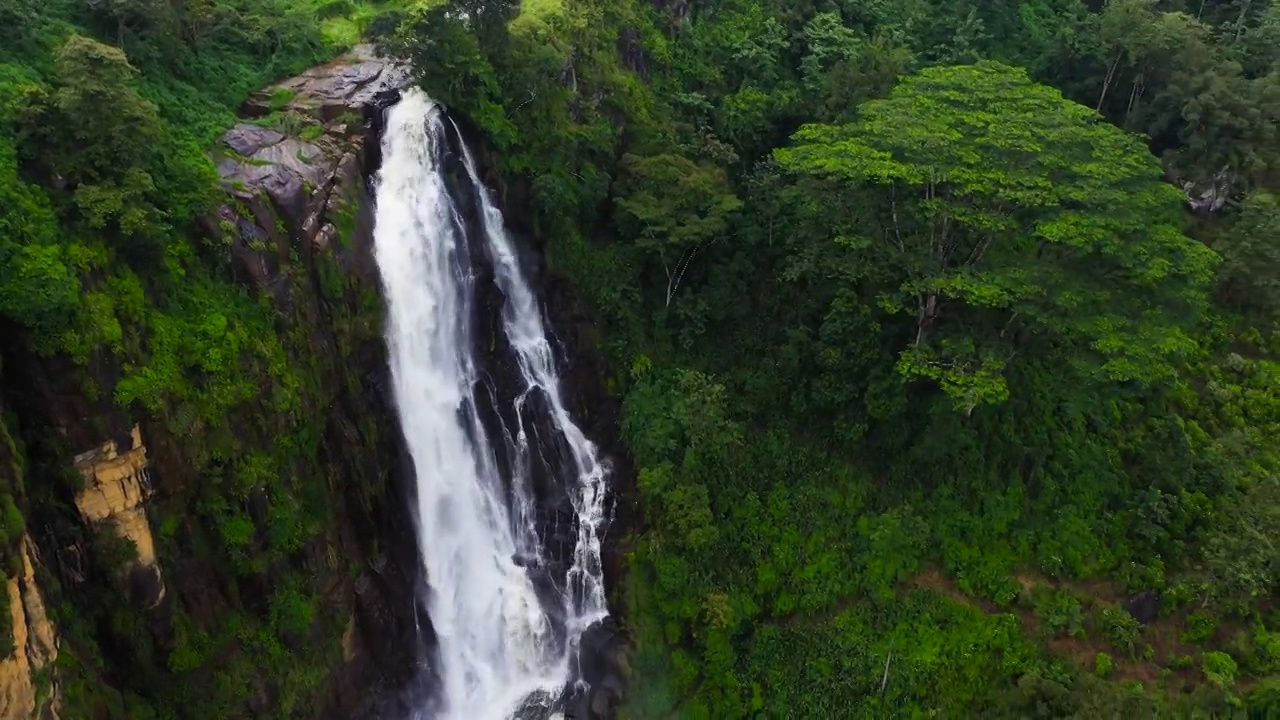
[[0, 537, 59, 720], [72, 424, 164, 608], [214, 44, 408, 292], [243, 45, 409, 122], [1163, 159, 1236, 214]]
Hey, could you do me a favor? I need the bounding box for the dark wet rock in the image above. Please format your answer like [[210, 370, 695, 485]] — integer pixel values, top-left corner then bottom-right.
[[590, 674, 625, 716], [1126, 590, 1161, 625], [574, 617, 630, 718], [127, 564, 164, 608]]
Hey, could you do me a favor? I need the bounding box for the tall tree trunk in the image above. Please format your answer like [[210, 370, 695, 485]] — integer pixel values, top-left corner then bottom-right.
[[1124, 71, 1145, 129], [1233, 0, 1253, 42], [1097, 48, 1124, 113]]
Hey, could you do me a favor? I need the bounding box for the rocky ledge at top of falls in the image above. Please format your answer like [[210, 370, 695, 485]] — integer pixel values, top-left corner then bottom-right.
[[209, 44, 409, 294]]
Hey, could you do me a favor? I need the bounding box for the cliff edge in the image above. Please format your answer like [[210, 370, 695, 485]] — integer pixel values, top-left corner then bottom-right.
[[0, 46, 418, 719]]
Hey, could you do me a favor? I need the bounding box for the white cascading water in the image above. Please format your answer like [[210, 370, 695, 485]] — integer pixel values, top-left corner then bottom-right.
[[372, 88, 610, 720]]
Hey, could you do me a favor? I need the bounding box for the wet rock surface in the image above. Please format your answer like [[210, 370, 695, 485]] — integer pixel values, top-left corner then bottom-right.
[[572, 617, 631, 719], [437, 109, 634, 720]]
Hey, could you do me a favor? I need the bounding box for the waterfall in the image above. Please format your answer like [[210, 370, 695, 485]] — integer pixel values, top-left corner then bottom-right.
[[372, 88, 610, 719]]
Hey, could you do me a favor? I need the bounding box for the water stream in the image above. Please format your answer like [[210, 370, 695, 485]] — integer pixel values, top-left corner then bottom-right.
[[371, 88, 610, 719]]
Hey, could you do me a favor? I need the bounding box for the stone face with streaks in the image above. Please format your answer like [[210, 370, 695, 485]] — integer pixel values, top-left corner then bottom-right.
[[0, 538, 60, 720], [212, 44, 409, 292], [243, 44, 409, 121], [73, 425, 165, 609]]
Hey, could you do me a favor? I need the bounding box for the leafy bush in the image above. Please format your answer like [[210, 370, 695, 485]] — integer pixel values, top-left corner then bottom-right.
[[1099, 606, 1143, 656], [1033, 589, 1086, 639], [1201, 651, 1238, 689], [1095, 652, 1114, 678], [1183, 612, 1218, 644]]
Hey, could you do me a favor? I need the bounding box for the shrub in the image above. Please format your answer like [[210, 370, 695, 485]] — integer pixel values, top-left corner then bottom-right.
[[1095, 652, 1114, 678], [1033, 589, 1086, 638], [1201, 651, 1238, 689], [1182, 612, 1218, 643], [1099, 605, 1142, 656]]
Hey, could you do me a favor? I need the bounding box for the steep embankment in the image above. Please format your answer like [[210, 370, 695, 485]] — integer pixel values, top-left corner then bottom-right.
[[0, 46, 419, 719]]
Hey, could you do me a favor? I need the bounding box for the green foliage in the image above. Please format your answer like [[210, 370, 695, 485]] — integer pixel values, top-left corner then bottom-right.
[[0, 140, 79, 343], [1201, 650, 1238, 688], [1215, 190, 1280, 317], [400, 0, 1278, 713], [0, 0, 1272, 714], [0, 0, 393, 716], [1184, 612, 1218, 643], [1100, 606, 1143, 657], [392, 3, 504, 123], [1095, 652, 1114, 678], [775, 61, 1218, 412], [1033, 588, 1086, 639], [614, 153, 742, 305], [27, 35, 162, 185]]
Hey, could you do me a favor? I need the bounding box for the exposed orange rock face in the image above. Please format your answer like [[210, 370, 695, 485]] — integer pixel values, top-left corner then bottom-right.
[[0, 537, 59, 720], [73, 425, 165, 607]]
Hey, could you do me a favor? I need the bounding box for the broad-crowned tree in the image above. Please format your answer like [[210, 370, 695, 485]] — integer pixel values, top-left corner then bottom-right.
[[775, 61, 1219, 413]]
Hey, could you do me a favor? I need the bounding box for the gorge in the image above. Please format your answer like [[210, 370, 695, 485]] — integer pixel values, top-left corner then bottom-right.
[[2, 0, 1276, 717]]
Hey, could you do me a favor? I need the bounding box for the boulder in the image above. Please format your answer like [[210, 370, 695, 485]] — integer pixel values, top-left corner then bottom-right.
[[1125, 590, 1161, 625], [221, 124, 285, 156], [242, 44, 410, 122], [576, 616, 630, 718], [214, 44, 408, 290]]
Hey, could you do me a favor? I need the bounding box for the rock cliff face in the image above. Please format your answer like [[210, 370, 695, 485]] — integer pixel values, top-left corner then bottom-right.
[[0, 538, 58, 720], [216, 43, 408, 292], [0, 45, 421, 719], [73, 425, 164, 609]]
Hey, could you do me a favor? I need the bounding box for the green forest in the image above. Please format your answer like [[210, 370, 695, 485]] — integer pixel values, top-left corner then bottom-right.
[[1, 0, 1277, 717], [390, 0, 1279, 715]]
